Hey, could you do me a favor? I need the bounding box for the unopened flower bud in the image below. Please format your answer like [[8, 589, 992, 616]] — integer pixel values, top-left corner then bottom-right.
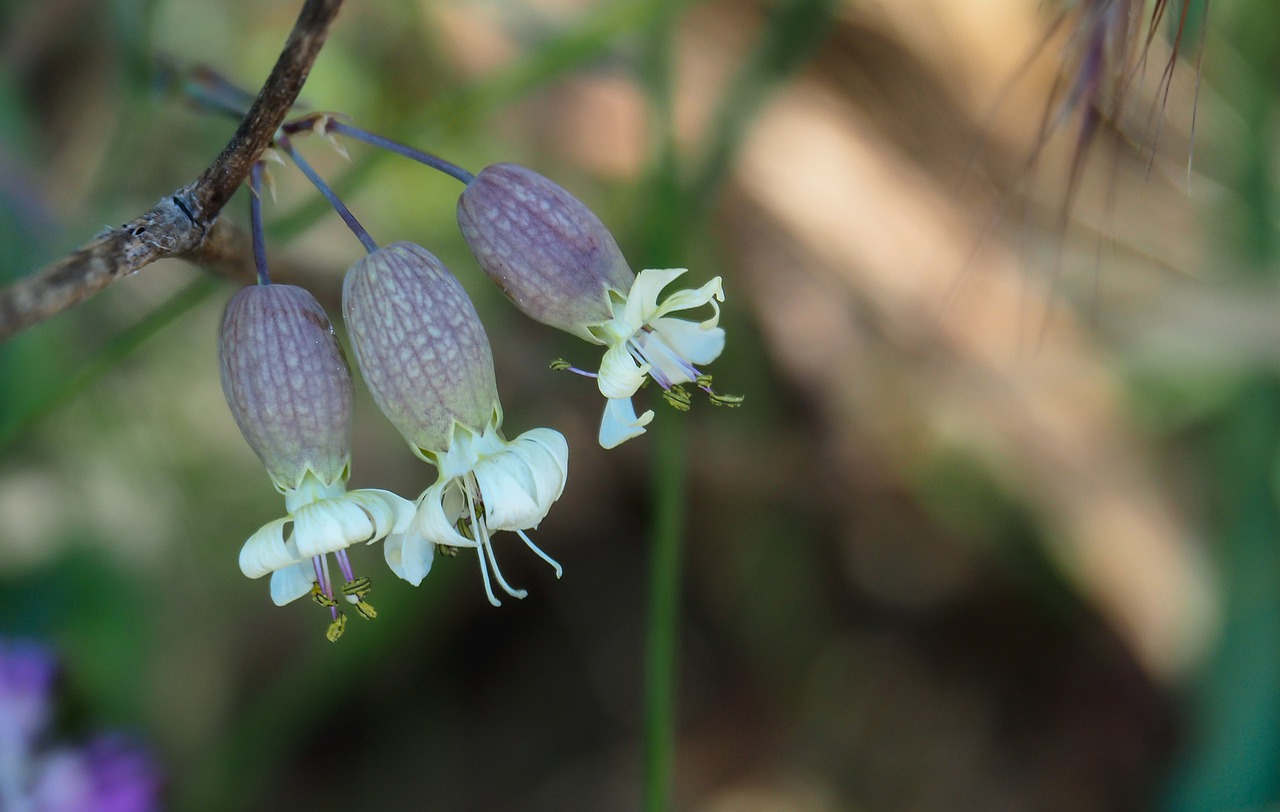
[[342, 241, 500, 456], [219, 284, 352, 491], [457, 162, 634, 341]]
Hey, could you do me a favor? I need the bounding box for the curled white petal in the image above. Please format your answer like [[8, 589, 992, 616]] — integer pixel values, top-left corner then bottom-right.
[[240, 517, 298, 579], [269, 561, 316, 606], [292, 498, 376, 559], [650, 274, 723, 323], [598, 342, 648, 400], [599, 397, 654, 449], [349, 488, 418, 537], [624, 268, 688, 327], [510, 428, 569, 504], [474, 457, 540, 530], [649, 317, 725, 367], [383, 526, 436, 587], [242, 487, 414, 588]]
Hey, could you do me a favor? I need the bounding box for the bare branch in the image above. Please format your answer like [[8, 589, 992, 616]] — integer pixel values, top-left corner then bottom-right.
[[0, 0, 345, 342]]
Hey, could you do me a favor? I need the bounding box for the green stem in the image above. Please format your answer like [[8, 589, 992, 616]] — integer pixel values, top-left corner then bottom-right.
[[642, 418, 688, 811], [639, 0, 685, 806]]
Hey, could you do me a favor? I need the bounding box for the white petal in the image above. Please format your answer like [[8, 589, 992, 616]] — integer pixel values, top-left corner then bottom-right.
[[650, 274, 723, 323], [350, 489, 418, 537], [383, 528, 435, 586], [269, 561, 316, 605], [510, 428, 569, 504], [635, 330, 698, 386], [293, 498, 376, 558], [624, 268, 688, 327], [598, 342, 648, 399], [420, 480, 475, 548], [650, 317, 725, 366], [239, 517, 298, 579], [599, 397, 654, 449], [516, 428, 569, 492], [474, 454, 542, 530]]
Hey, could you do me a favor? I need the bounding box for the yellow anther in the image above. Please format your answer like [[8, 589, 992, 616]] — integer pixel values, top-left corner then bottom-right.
[[708, 391, 744, 407], [351, 600, 377, 621], [326, 613, 347, 642], [310, 584, 338, 609], [663, 386, 692, 411], [549, 358, 572, 372], [342, 577, 372, 598], [436, 544, 460, 558]]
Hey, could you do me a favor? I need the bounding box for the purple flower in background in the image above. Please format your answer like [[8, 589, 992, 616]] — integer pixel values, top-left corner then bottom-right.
[[0, 641, 161, 812]]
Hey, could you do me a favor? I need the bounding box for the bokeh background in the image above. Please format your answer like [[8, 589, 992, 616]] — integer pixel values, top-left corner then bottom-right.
[[1, 0, 1277, 809]]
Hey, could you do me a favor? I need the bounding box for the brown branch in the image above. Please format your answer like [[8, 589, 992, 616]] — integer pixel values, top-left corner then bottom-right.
[[0, 0, 345, 342]]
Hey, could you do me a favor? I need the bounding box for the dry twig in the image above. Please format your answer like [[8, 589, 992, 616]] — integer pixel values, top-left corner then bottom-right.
[[0, 0, 345, 342]]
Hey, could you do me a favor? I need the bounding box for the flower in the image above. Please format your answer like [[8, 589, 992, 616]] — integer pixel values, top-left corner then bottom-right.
[[456, 162, 738, 448], [0, 640, 161, 812], [219, 283, 413, 639], [343, 242, 569, 605]]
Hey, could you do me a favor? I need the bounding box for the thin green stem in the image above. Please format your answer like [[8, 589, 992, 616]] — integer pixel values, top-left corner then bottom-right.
[[279, 135, 379, 254], [643, 418, 688, 812], [326, 121, 475, 185], [640, 0, 685, 809], [249, 162, 271, 285]]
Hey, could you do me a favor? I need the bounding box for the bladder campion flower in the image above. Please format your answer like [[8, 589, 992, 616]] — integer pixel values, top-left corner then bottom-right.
[[343, 241, 569, 606], [219, 283, 413, 640], [456, 162, 739, 448]]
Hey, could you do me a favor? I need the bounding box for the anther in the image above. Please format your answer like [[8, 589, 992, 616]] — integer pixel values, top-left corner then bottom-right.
[[708, 392, 744, 407], [310, 584, 339, 609], [663, 386, 692, 411], [326, 613, 347, 642], [341, 576, 373, 599]]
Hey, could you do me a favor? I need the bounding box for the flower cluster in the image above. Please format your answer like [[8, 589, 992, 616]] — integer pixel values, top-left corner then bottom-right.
[[0, 639, 160, 812], [220, 122, 735, 635]]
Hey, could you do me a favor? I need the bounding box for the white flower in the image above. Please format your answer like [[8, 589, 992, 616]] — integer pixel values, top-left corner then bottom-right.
[[386, 421, 569, 606], [456, 165, 739, 449], [238, 471, 415, 636], [590, 269, 726, 448]]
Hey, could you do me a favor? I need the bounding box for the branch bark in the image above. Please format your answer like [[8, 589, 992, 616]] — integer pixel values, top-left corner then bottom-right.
[[0, 0, 345, 342]]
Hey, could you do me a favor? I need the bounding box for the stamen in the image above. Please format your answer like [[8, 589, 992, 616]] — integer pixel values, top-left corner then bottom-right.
[[465, 489, 501, 606], [550, 358, 598, 378], [478, 516, 528, 601], [344, 577, 370, 595], [326, 613, 347, 643], [708, 391, 745, 407], [516, 529, 563, 579], [309, 583, 338, 609], [638, 331, 703, 383], [335, 549, 357, 583], [694, 374, 744, 407], [662, 386, 692, 411]]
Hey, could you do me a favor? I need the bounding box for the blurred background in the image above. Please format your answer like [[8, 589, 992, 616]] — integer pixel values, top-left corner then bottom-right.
[[1, 0, 1276, 809]]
